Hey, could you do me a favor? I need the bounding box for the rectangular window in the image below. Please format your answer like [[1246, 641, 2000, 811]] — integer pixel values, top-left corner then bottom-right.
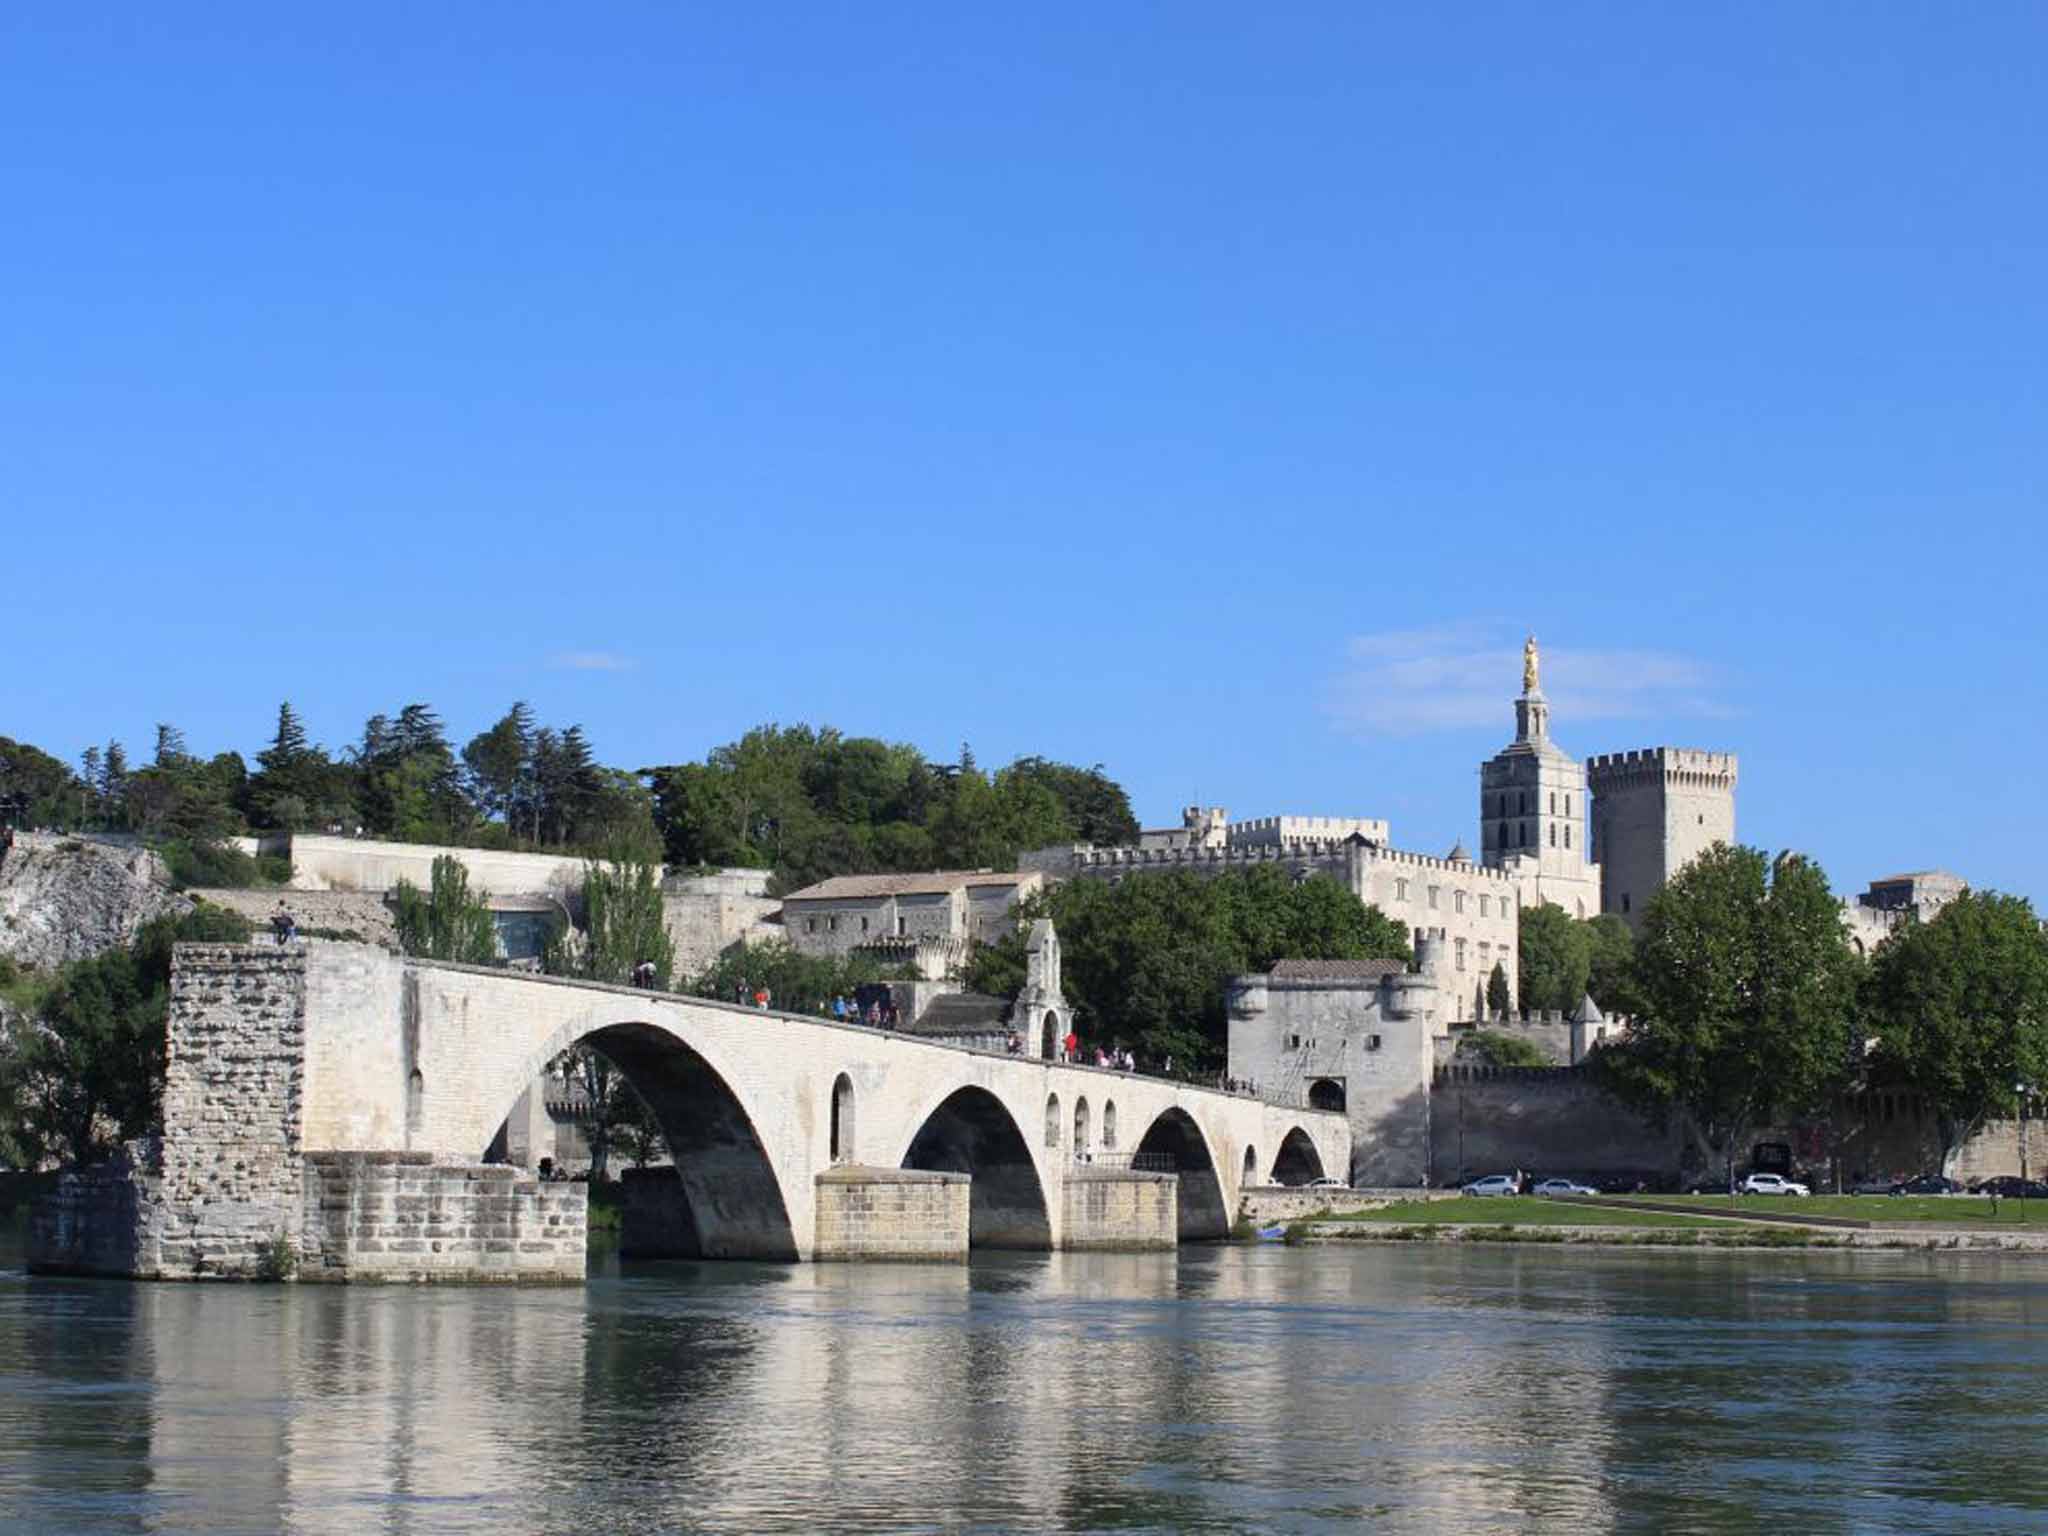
[[829, 916, 839, 932], [1428, 886, 1440, 910], [1395, 878, 1409, 902], [1564, 826, 1571, 849], [861, 916, 870, 932], [1366, 1034, 1382, 1052], [1479, 895, 1490, 917], [1454, 890, 1466, 915], [896, 917, 906, 936], [1455, 938, 1467, 970], [806, 918, 817, 933]]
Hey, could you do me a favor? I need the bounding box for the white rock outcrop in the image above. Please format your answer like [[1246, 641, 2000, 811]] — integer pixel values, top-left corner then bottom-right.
[[0, 834, 193, 970]]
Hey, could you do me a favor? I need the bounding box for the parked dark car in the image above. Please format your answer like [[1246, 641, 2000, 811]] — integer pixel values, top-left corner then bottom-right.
[[1849, 1176, 1900, 1195], [1972, 1176, 2048, 1198], [1891, 1174, 1965, 1196]]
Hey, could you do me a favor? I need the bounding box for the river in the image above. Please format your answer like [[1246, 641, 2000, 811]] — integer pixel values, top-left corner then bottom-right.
[[3, 1237, 2046, 1534]]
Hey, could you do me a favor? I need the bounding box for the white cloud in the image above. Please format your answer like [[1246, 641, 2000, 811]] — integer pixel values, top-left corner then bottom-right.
[[1326, 625, 1731, 737], [548, 650, 634, 673]]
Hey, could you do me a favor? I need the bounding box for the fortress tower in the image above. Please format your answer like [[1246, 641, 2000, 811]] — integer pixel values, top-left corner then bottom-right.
[[1585, 748, 1739, 930], [1479, 636, 1601, 918]]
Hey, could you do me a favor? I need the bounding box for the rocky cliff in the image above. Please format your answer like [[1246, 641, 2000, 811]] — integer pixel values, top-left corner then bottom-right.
[[0, 834, 193, 970]]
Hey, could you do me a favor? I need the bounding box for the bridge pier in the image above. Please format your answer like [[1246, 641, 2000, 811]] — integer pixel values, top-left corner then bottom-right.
[[813, 1166, 970, 1262], [1059, 1168, 1178, 1251]]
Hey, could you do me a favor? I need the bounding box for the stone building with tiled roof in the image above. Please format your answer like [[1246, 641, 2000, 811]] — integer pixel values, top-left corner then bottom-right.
[[781, 869, 1045, 963]]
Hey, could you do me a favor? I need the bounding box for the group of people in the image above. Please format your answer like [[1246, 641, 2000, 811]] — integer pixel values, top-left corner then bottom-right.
[[732, 980, 774, 1010], [831, 994, 900, 1029]]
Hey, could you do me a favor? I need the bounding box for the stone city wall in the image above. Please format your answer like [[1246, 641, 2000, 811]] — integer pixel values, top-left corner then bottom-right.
[[279, 834, 588, 897], [26, 1142, 170, 1277], [1430, 1064, 1680, 1184], [197, 888, 400, 947]]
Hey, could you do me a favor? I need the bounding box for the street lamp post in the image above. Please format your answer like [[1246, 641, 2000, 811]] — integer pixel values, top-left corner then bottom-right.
[[2017, 1082, 2034, 1224]]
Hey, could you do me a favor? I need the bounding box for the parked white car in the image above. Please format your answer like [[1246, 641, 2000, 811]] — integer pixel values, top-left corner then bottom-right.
[[1304, 1177, 1349, 1190], [1533, 1178, 1599, 1197], [1462, 1174, 1519, 1197], [1738, 1173, 1811, 1197]]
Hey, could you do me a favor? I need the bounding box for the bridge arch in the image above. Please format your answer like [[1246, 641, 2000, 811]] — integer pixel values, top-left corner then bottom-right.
[[1271, 1126, 1327, 1186], [506, 1019, 798, 1260], [1133, 1106, 1229, 1241], [899, 1086, 1051, 1249]]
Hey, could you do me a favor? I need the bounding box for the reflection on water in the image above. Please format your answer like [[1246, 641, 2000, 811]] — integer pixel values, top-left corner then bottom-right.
[[3, 1238, 2047, 1534]]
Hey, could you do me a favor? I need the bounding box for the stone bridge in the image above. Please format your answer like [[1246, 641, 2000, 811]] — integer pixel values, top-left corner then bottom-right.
[[31, 943, 1348, 1282]]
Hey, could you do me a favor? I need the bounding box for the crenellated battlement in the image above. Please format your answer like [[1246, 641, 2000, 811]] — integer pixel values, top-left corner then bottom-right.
[[1586, 747, 1739, 787], [1058, 836, 1517, 884]]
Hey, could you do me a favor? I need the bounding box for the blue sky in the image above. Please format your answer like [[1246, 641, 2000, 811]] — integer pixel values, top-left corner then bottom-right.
[[4, 5, 2043, 905]]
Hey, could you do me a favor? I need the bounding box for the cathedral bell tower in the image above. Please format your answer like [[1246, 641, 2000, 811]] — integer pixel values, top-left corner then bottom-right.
[[1479, 635, 1601, 918]]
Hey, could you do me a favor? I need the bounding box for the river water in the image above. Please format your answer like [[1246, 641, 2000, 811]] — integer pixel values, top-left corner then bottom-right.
[[3, 1237, 2046, 1534]]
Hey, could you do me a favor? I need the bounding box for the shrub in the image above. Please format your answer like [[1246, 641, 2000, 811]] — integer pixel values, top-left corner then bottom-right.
[[254, 1231, 298, 1281]]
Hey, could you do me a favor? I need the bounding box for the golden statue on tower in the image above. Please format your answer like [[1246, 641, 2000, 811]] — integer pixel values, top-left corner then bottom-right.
[[1523, 633, 1540, 693]]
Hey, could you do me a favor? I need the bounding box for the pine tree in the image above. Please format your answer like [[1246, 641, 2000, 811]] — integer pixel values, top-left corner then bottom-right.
[[1486, 962, 1511, 1019], [153, 724, 189, 767], [262, 703, 309, 769]]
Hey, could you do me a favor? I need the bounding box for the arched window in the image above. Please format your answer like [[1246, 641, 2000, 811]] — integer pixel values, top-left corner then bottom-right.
[[1549, 792, 1556, 814], [830, 1073, 855, 1163], [1073, 1097, 1091, 1158], [1041, 1010, 1060, 1059], [1564, 826, 1571, 849], [1102, 1101, 1118, 1150], [407, 1069, 425, 1135], [1243, 1145, 1258, 1184], [1549, 824, 1556, 847], [1045, 1093, 1061, 1149]]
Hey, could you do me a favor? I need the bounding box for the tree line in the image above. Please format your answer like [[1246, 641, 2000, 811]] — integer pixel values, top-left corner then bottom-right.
[[1586, 844, 2048, 1183], [1, 715, 1140, 897]]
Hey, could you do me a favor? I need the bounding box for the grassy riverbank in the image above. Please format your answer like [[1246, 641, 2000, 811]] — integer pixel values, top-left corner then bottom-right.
[[1645, 1194, 2048, 1227], [1311, 1197, 1734, 1229]]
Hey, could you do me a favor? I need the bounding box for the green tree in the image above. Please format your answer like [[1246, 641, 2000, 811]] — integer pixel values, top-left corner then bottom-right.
[[642, 723, 1135, 890], [0, 736, 85, 828], [1486, 962, 1512, 1018], [964, 868, 1409, 1071], [1584, 913, 1637, 1015], [1458, 1029, 1552, 1069], [462, 701, 535, 830], [1600, 845, 1861, 1185], [1518, 902, 1592, 1013], [687, 939, 910, 1016], [1001, 757, 1139, 847], [250, 702, 352, 831], [551, 847, 675, 987], [1864, 890, 2048, 1174], [391, 856, 500, 965], [0, 904, 250, 1165]]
